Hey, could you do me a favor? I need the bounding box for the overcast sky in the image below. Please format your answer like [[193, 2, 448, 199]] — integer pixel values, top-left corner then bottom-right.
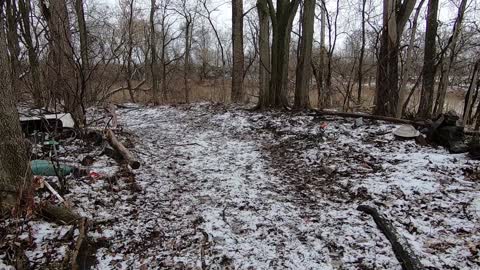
[[95, 0, 479, 53]]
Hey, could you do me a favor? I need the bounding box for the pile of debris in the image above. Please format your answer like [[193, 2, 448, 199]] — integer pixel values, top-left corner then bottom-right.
[[3, 106, 141, 268], [392, 110, 474, 155]]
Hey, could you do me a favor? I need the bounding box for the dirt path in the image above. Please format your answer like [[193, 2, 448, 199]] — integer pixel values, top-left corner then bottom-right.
[[92, 104, 479, 269]]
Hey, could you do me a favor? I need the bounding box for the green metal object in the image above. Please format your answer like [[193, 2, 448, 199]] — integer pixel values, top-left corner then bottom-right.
[[31, 160, 74, 176]]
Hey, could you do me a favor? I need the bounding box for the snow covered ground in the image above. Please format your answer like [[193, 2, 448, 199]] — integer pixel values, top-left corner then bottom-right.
[[2, 103, 480, 269]]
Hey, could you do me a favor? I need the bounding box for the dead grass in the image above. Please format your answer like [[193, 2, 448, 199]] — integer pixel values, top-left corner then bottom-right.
[[71, 78, 467, 116]]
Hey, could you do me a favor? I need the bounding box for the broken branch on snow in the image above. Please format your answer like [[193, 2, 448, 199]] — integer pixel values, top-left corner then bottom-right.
[[105, 129, 140, 169], [357, 205, 423, 270]]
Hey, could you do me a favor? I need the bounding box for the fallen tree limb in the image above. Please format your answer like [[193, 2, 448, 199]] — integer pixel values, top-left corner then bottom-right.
[[311, 110, 480, 136], [357, 205, 423, 270], [102, 79, 147, 101], [105, 129, 140, 169], [71, 218, 87, 270], [311, 110, 425, 126], [40, 204, 81, 225]]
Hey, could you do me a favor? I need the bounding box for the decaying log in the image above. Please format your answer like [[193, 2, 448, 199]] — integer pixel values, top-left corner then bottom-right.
[[40, 204, 81, 225], [358, 205, 423, 270], [105, 129, 140, 169]]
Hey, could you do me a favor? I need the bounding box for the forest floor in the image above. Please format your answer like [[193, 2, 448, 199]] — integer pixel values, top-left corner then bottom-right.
[[2, 103, 480, 269]]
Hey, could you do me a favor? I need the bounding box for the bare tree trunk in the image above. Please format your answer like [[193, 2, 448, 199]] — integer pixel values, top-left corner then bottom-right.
[[463, 59, 480, 124], [0, 12, 31, 211], [294, 0, 314, 109], [18, 0, 43, 108], [150, 0, 160, 105], [357, 0, 366, 105], [75, 0, 89, 69], [433, 0, 467, 116], [5, 0, 20, 92], [397, 0, 425, 117], [257, 0, 270, 107], [374, 0, 416, 116], [417, 0, 438, 119], [41, 0, 84, 124], [126, 0, 136, 103], [231, 0, 244, 102], [184, 17, 192, 103], [261, 0, 299, 108], [318, 1, 326, 108], [75, 0, 89, 120]]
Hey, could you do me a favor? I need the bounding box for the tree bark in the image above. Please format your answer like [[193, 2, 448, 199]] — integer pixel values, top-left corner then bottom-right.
[[0, 12, 32, 211], [294, 0, 314, 109], [150, 0, 160, 105], [75, 0, 89, 124], [257, 0, 270, 107], [231, 0, 244, 102], [18, 0, 43, 108], [417, 0, 439, 119], [357, 0, 366, 105], [463, 59, 480, 124], [5, 0, 21, 93], [318, 1, 327, 108], [260, 0, 299, 109], [184, 17, 192, 103], [374, 0, 417, 117], [41, 0, 84, 124], [397, 0, 425, 117], [126, 0, 136, 103]]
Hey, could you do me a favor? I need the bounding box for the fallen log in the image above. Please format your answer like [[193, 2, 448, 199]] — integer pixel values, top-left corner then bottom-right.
[[311, 110, 480, 136], [311, 110, 425, 126], [357, 205, 423, 270], [40, 204, 81, 225], [105, 129, 140, 169]]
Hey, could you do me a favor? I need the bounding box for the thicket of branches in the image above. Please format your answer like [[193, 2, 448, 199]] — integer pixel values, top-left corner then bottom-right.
[[1, 0, 480, 124]]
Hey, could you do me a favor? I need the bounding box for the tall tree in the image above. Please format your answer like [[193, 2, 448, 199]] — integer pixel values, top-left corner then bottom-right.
[[463, 58, 480, 124], [433, 0, 468, 116], [5, 0, 20, 92], [357, 0, 366, 105], [74, 0, 89, 115], [175, 0, 195, 103], [125, 0, 137, 103], [398, 0, 425, 117], [374, 0, 416, 116], [18, 0, 43, 108], [0, 3, 31, 211], [417, 0, 439, 119], [257, 0, 270, 107], [294, 0, 315, 109], [41, 0, 84, 124], [150, 0, 160, 105], [231, 0, 244, 102], [258, 0, 300, 108], [201, 0, 227, 101], [312, 0, 327, 108]]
